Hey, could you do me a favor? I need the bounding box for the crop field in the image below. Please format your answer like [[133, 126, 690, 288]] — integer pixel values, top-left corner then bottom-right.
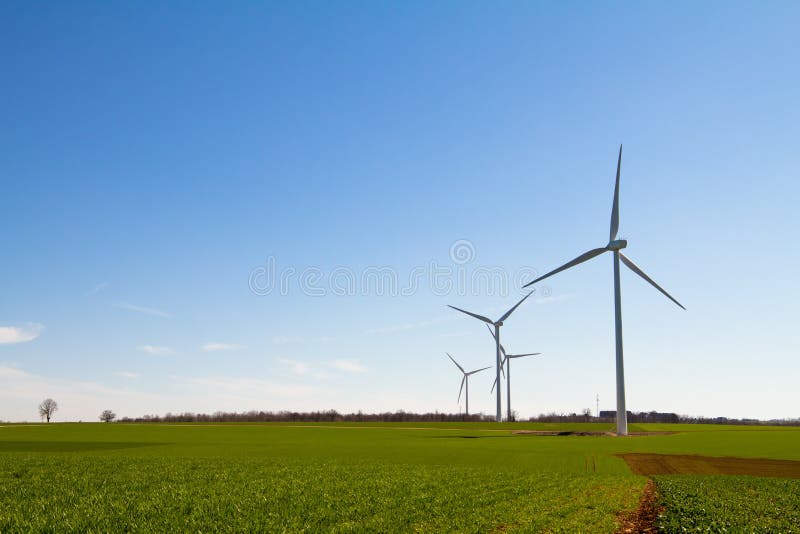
[[0, 422, 799, 532], [655, 475, 800, 532]]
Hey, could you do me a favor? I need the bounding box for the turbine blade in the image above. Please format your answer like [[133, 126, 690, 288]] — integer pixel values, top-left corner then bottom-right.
[[498, 290, 535, 323], [458, 375, 465, 403], [485, 324, 507, 356], [619, 253, 686, 310], [447, 305, 493, 324], [490, 377, 497, 394], [523, 248, 607, 287], [446, 352, 465, 373], [467, 366, 491, 376], [507, 353, 542, 359], [610, 144, 622, 241]]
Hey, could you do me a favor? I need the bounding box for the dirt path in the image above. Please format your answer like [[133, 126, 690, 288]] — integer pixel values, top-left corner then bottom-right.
[[615, 479, 662, 533], [616, 452, 800, 532]]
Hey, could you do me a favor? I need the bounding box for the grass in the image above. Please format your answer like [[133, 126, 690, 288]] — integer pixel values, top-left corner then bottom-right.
[[0, 456, 639, 532], [0, 422, 798, 531]]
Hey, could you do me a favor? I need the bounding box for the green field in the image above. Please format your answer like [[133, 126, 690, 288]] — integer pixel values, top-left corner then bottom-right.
[[655, 475, 800, 533], [0, 422, 798, 532]]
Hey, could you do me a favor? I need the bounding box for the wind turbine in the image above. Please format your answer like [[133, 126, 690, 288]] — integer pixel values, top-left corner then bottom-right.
[[523, 145, 684, 435], [448, 290, 534, 422], [446, 353, 490, 416], [487, 325, 541, 421]]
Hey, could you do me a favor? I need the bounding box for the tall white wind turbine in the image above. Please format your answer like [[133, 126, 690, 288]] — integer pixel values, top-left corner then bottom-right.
[[523, 145, 684, 435], [446, 353, 490, 416], [448, 291, 534, 422], [487, 325, 541, 421]]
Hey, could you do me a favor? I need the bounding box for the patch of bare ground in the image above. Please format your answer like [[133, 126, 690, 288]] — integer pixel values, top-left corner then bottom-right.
[[510, 430, 675, 437], [511, 430, 613, 436], [618, 453, 800, 478], [616, 479, 662, 534]]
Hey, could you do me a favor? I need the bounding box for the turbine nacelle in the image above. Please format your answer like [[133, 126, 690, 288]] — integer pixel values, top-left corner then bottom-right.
[[606, 239, 628, 251]]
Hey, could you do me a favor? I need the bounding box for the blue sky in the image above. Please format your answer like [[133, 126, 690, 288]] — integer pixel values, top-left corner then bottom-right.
[[2, 2, 798, 421]]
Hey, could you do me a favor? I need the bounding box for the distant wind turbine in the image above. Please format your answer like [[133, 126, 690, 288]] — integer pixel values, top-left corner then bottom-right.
[[487, 325, 541, 421], [446, 353, 490, 416], [448, 290, 534, 422], [523, 145, 684, 435]]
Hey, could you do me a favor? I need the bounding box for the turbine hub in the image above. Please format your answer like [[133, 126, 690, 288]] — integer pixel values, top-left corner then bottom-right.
[[495, 321, 503, 327], [607, 239, 628, 251]]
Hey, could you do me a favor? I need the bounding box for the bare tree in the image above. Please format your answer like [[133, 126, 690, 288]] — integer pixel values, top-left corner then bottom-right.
[[38, 398, 58, 423], [99, 410, 116, 423]]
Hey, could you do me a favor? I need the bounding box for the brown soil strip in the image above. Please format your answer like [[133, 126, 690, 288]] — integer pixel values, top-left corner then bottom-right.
[[511, 430, 613, 436], [619, 453, 800, 478], [510, 430, 676, 437], [615, 479, 662, 533]]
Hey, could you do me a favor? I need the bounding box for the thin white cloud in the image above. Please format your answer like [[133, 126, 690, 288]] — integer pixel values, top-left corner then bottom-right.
[[272, 335, 304, 345], [113, 302, 170, 318], [331, 359, 366, 374], [364, 314, 456, 335], [175, 375, 319, 399], [534, 293, 573, 305], [277, 358, 311, 375], [436, 331, 470, 339], [364, 323, 416, 335], [0, 323, 44, 345], [86, 282, 109, 296], [115, 371, 139, 379], [0, 365, 31, 378], [202, 343, 245, 352], [139, 345, 174, 356]]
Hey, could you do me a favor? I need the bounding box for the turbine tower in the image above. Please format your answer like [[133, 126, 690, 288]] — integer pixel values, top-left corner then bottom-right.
[[446, 353, 490, 416], [487, 326, 541, 421], [448, 291, 534, 422], [523, 145, 684, 435]]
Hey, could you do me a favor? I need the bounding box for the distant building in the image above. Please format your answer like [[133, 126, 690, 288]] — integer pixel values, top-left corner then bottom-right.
[[598, 410, 678, 423], [598, 410, 633, 419], [635, 411, 679, 423]]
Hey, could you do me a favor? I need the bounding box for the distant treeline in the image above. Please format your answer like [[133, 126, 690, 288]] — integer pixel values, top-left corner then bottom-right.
[[118, 410, 493, 423], [116, 409, 800, 426], [671, 415, 800, 427]]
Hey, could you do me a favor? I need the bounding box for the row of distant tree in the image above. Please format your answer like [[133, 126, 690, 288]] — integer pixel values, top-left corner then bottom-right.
[[119, 410, 491, 423], [32, 399, 800, 426], [113, 409, 800, 426]]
